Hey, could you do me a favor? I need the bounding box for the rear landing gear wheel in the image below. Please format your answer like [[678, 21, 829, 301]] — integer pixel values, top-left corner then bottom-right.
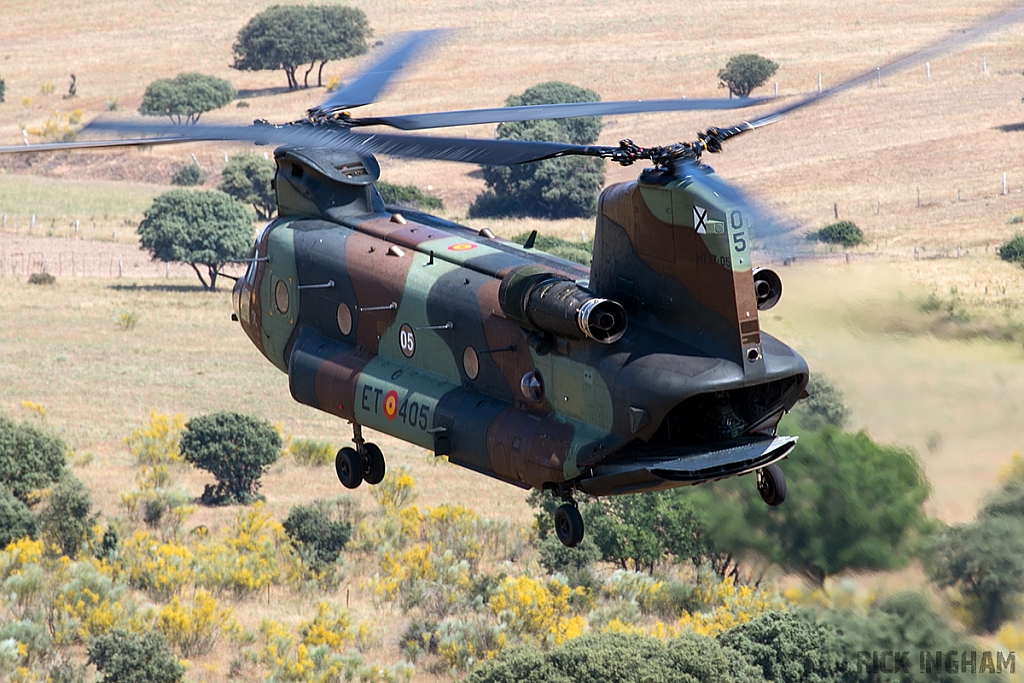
[[362, 442, 386, 485], [757, 463, 786, 506], [335, 447, 363, 489], [554, 504, 585, 548]]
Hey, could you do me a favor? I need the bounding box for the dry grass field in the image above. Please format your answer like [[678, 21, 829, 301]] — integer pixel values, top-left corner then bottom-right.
[[2, 0, 1024, 679]]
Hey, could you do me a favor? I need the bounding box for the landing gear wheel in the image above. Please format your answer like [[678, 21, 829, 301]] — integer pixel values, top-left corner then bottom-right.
[[554, 504, 585, 548], [757, 463, 786, 506], [362, 442, 386, 485], [335, 447, 363, 489]]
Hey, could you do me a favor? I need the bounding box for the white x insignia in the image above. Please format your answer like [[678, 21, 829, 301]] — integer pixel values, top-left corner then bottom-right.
[[693, 206, 708, 234]]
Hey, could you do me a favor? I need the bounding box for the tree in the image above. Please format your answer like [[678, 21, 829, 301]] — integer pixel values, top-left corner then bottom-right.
[[180, 412, 281, 505], [925, 515, 1024, 633], [219, 154, 277, 219], [39, 475, 96, 557], [718, 54, 779, 98], [171, 162, 206, 186], [232, 5, 370, 90], [685, 425, 931, 585], [139, 73, 235, 125], [789, 374, 850, 431], [998, 233, 1024, 266], [0, 414, 67, 503], [88, 629, 185, 683], [282, 500, 352, 567], [719, 611, 843, 683], [0, 76, 5, 104], [469, 82, 606, 219], [138, 190, 254, 291], [0, 485, 37, 548], [811, 220, 866, 248]]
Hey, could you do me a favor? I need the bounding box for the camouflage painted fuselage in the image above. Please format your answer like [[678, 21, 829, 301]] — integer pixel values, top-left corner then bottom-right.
[[233, 147, 807, 497]]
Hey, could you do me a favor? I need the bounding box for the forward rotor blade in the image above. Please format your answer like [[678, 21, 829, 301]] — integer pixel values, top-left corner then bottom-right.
[[312, 30, 446, 116], [84, 119, 613, 165], [351, 96, 769, 131], [0, 136, 192, 154], [743, 3, 1024, 131]]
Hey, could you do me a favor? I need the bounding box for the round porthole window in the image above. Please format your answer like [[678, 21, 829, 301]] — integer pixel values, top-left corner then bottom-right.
[[463, 346, 479, 380], [275, 279, 289, 314], [337, 303, 353, 335], [520, 369, 544, 403]]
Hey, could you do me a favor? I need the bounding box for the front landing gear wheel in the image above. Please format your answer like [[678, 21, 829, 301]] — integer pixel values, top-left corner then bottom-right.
[[335, 447, 363, 489], [554, 504, 585, 548], [757, 463, 786, 506], [362, 442, 386, 485]]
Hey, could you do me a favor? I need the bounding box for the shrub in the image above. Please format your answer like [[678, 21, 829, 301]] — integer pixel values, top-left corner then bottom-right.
[[719, 610, 842, 683], [283, 500, 352, 567], [0, 414, 67, 502], [811, 220, 866, 247], [170, 163, 205, 186], [998, 233, 1024, 266], [87, 629, 185, 683], [0, 76, 5, 103], [289, 438, 335, 466], [377, 181, 443, 211], [789, 374, 850, 431], [27, 272, 55, 285], [180, 412, 281, 505], [156, 589, 237, 657], [124, 411, 185, 466], [38, 475, 96, 557], [0, 485, 37, 548], [538, 533, 600, 588], [511, 232, 594, 266], [219, 154, 276, 219], [718, 54, 779, 98]]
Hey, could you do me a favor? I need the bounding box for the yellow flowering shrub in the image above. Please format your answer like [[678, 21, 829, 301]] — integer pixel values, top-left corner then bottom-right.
[[157, 589, 237, 657], [299, 602, 375, 652], [490, 575, 587, 647], [121, 465, 195, 540], [194, 503, 290, 598], [124, 411, 185, 465], [370, 542, 472, 616], [0, 538, 44, 579], [120, 530, 193, 600], [675, 575, 784, 638], [20, 401, 45, 420], [50, 557, 131, 644], [371, 469, 418, 514]]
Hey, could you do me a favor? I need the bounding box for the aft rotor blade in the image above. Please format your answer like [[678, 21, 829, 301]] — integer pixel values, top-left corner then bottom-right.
[[312, 30, 446, 116], [350, 96, 769, 131], [743, 3, 1024, 131], [84, 119, 614, 165], [0, 136, 192, 154]]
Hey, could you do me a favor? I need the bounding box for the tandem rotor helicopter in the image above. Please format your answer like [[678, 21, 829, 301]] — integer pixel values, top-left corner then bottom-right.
[[4, 7, 1023, 547]]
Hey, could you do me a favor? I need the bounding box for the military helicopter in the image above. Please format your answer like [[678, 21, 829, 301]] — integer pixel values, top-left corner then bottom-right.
[[3, 8, 1022, 547]]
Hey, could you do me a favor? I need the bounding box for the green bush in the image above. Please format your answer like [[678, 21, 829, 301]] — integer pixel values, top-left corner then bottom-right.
[[811, 220, 866, 247], [719, 610, 842, 683], [377, 181, 444, 211], [538, 533, 601, 588], [470, 82, 605, 220], [170, 163, 205, 186], [0, 76, 5, 104], [87, 629, 185, 683], [0, 485, 37, 548], [289, 438, 335, 467], [998, 233, 1024, 266], [789, 374, 850, 431], [718, 54, 779, 98], [39, 475, 96, 557], [180, 412, 281, 505], [282, 499, 352, 567], [27, 272, 55, 285], [0, 414, 67, 502]]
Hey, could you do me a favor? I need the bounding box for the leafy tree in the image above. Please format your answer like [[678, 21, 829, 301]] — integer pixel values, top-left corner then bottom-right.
[[180, 412, 281, 505], [0, 414, 67, 502], [789, 374, 850, 431], [138, 189, 254, 291], [87, 629, 185, 683], [139, 73, 235, 125], [979, 478, 1024, 519], [0, 485, 37, 548], [719, 611, 843, 683], [376, 181, 443, 211], [925, 515, 1024, 633], [718, 54, 779, 98], [998, 233, 1024, 266], [170, 162, 205, 186], [219, 154, 276, 219], [811, 220, 866, 248], [537, 533, 601, 588], [282, 500, 352, 567], [685, 425, 931, 585], [470, 82, 605, 219], [0, 76, 5, 103], [39, 475, 97, 557], [232, 5, 370, 90]]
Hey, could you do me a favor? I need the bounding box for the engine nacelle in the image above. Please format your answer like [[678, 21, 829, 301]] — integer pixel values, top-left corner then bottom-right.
[[752, 268, 782, 311], [499, 266, 627, 344]]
